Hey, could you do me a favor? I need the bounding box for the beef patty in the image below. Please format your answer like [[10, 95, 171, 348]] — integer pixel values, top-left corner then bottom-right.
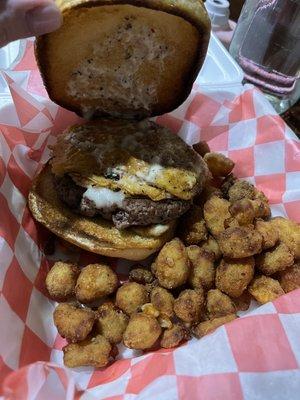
[[55, 175, 191, 229]]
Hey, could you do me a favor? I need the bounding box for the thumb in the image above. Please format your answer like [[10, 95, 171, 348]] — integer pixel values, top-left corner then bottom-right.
[[0, 0, 62, 47]]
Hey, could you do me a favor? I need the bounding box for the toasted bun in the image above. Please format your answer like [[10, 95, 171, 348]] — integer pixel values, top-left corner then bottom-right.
[[35, 0, 210, 119], [28, 164, 176, 260]]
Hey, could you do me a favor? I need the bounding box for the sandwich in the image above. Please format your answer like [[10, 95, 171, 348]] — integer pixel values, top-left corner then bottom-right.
[[35, 0, 210, 119], [28, 120, 209, 260], [30, 0, 211, 259]]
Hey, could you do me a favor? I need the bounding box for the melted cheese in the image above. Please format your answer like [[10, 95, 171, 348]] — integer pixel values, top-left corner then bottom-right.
[[136, 164, 164, 184], [51, 122, 204, 201], [83, 186, 125, 209]]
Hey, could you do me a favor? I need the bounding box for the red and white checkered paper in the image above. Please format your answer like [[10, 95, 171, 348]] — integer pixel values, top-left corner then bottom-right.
[[1, 40, 300, 400]]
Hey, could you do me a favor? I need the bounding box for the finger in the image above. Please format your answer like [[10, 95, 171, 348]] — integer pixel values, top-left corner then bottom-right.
[[26, 3, 62, 35], [0, 0, 62, 47]]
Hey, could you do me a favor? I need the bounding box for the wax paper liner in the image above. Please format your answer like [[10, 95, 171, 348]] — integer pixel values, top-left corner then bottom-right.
[[0, 40, 300, 400]]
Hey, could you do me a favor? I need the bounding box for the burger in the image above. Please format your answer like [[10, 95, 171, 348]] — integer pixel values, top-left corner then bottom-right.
[[28, 120, 209, 260], [29, 0, 211, 259]]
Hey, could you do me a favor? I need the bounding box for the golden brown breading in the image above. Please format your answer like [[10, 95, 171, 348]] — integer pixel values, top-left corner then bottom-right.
[[187, 246, 215, 290], [53, 303, 95, 343], [193, 314, 236, 338], [150, 286, 174, 318], [228, 198, 255, 226], [152, 238, 190, 289], [46, 261, 80, 301], [123, 313, 162, 350], [279, 263, 300, 293], [232, 291, 252, 311], [206, 289, 236, 318], [174, 289, 204, 324], [218, 226, 262, 258], [63, 334, 112, 368], [203, 195, 231, 237], [129, 268, 154, 285], [203, 152, 235, 177], [255, 189, 269, 203], [215, 257, 255, 298], [115, 282, 149, 315], [228, 180, 257, 202], [96, 302, 129, 344], [255, 219, 279, 250], [226, 180, 270, 218], [248, 275, 284, 304], [160, 324, 189, 348], [250, 199, 271, 219], [270, 217, 300, 259], [178, 205, 208, 245], [198, 235, 222, 261], [256, 243, 294, 275], [75, 264, 118, 303]]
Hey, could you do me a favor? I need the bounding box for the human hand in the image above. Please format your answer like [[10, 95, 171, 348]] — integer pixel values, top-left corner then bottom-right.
[[0, 0, 62, 47]]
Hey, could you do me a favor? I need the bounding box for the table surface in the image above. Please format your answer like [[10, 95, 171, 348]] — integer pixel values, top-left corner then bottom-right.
[[282, 100, 300, 138]]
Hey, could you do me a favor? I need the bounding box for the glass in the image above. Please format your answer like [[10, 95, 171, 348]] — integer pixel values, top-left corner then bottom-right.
[[230, 0, 300, 113]]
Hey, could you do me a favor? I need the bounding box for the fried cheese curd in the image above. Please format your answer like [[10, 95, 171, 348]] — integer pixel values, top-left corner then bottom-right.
[[199, 236, 221, 261], [53, 303, 95, 343], [187, 246, 215, 290], [248, 276, 284, 304], [256, 242, 294, 275], [255, 219, 279, 250], [193, 314, 237, 338], [115, 282, 149, 315], [203, 195, 231, 237], [232, 291, 252, 312], [63, 335, 113, 368], [46, 261, 80, 301], [206, 289, 236, 318], [270, 217, 300, 260], [123, 313, 162, 350], [227, 198, 256, 227], [279, 263, 300, 293], [192, 140, 211, 157], [226, 179, 256, 202], [150, 286, 174, 318], [152, 238, 190, 289], [174, 288, 205, 324], [215, 257, 255, 298], [179, 205, 208, 245], [75, 264, 118, 303], [96, 302, 129, 344], [218, 226, 262, 258], [203, 152, 235, 178], [160, 323, 190, 348], [220, 176, 270, 217]]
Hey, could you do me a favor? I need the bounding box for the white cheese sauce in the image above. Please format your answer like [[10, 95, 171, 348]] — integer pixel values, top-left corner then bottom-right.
[[148, 224, 169, 236], [83, 186, 125, 209]]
